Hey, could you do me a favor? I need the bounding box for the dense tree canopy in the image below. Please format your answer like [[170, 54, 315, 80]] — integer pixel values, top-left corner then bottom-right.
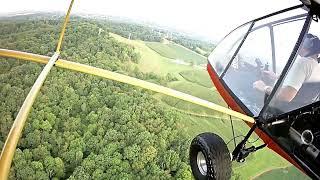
[[0, 17, 192, 179]]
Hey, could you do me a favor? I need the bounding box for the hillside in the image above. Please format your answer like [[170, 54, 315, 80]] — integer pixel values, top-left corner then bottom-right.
[[179, 69, 214, 88], [0, 19, 192, 179], [146, 41, 207, 65], [253, 166, 310, 180], [0, 16, 310, 180], [109, 29, 308, 180]]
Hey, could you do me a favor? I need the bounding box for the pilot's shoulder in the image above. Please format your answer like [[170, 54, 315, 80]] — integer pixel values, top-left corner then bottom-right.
[[298, 57, 318, 67]]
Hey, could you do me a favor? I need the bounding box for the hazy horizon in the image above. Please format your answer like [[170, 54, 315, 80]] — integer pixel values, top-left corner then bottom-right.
[[1, 0, 301, 41]]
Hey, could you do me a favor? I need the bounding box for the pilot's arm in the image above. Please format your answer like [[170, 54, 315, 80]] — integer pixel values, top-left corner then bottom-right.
[[276, 86, 298, 102], [253, 70, 277, 94], [277, 58, 315, 102]]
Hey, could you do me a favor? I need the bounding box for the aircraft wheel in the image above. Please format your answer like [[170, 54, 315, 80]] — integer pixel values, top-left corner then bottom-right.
[[189, 132, 231, 180]]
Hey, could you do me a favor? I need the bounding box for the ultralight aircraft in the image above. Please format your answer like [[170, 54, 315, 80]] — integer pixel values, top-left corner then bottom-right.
[[189, 0, 320, 179], [1, 0, 320, 180]]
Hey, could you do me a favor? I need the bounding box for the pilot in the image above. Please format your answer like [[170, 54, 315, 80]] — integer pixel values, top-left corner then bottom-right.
[[253, 33, 320, 103]]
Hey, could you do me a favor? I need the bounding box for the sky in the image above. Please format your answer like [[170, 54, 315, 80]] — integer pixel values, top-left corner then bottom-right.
[[0, 0, 301, 41]]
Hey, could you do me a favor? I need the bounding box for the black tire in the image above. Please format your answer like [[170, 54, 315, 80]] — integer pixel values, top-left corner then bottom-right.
[[189, 132, 231, 180]]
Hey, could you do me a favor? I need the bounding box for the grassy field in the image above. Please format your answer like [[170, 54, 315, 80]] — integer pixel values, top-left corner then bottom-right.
[[253, 166, 310, 180], [146, 41, 207, 65], [165, 102, 290, 179], [173, 110, 252, 148], [195, 47, 208, 56], [179, 69, 214, 88], [110, 33, 195, 80], [160, 81, 225, 116], [110, 33, 296, 179]]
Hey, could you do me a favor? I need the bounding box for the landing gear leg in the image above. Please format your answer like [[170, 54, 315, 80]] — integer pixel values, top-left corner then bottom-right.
[[232, 123, 267, 162]]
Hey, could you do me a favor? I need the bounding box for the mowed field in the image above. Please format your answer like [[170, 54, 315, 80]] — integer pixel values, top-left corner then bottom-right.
[[179, 69, 214, 88], [160, 81, 225, 116], [109, 33, 309, 179], [253, 166, 310, 180], [110, 33, 194, 80], [145, 41, 207, 65]]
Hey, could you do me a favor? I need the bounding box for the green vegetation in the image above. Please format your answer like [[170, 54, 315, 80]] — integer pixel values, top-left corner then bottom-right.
[[171, 35, 215, 56], [160, 81, 225, 116], [253, 166, 310, 180], [0, 19, 191, 179], [99, 21, 162, 42], [0, 20, 59, 55], [195, 47, 207, 56], [110, 32, 196, 79], [104, 18, 307, 180], [146, 41, 207, 65], [110, 27, 297, 180], [179, 69, 213, 88], [0, 15, 306, 180], [92, 17, 215, 55]]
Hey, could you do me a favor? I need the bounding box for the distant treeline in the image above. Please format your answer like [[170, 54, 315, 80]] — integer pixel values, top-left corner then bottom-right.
[[1, 13, 215, 56], [102, 21, 163, 42], [172, 36, 215, 56], [80, 16, 215, 56], [99, 20, 215, 56]]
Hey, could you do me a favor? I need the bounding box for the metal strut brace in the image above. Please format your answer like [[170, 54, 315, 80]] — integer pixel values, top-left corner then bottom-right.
[[0, 0, 75, 179], [0, 49, 255, 124], [56, 0, 75, 53], [228, 106, 237, 148], [232, 123, 267, 162], [0, 53, 59, 179]]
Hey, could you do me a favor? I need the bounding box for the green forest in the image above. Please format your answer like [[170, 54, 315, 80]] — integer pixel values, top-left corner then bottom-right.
[[0, 17, 192, 179], [0, 14, 309, 180], [94, 19, 215, 54]]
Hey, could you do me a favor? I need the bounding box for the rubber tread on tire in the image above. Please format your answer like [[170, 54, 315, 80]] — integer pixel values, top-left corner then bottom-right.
[[190, 132, 231, 180]]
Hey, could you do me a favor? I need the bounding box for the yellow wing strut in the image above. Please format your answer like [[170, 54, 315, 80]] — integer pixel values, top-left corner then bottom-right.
[[0, 49, 255, 123], [0, 52, 60, 179], [0, 47, 255, 179], [56, 0, 75, 53], [0, 0, 75, 178]]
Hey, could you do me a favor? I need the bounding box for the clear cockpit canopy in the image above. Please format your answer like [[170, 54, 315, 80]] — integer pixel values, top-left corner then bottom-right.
[[208, 6, 308, 117], [263, 15, 320, 119]]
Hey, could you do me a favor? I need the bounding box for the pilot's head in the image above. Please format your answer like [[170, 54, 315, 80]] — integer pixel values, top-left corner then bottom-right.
[[299, 33, 320, 57]]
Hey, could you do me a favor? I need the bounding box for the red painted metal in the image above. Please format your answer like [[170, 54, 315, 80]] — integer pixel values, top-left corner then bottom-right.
[[207, 63, 304, 172]]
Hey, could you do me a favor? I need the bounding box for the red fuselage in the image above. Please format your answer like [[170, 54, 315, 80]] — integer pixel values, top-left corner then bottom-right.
[[207, 63, 304, 173]]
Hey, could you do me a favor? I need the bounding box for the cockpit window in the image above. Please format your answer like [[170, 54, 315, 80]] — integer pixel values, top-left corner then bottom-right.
[[208, 8, 307, 116], [223, 24, 273, 116], [263, 19, 320, 118], [208, 23, 252, 76]]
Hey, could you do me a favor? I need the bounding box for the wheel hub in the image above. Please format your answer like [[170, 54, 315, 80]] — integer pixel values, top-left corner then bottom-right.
[[197, 151, 207, 176]]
